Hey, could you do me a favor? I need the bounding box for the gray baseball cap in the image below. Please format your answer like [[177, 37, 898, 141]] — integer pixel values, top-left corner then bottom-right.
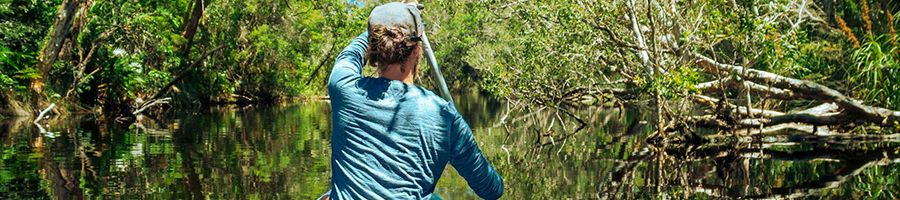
[[368, 2, 425, 41]]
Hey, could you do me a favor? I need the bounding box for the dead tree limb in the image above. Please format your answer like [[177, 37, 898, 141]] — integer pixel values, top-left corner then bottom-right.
[[626, 0, 655, 75], [798, 103, 839, 114], [694, 77, 733, 91], [33, 103, 57, 124], [734, 123, 832, 136], [738, 79, 801, 99], [692, 53, 900, 126], [695, 76, 801, 99], [692, 95, 784, 118], [132, 98, 171, 116], [737, 112, 846, 126]]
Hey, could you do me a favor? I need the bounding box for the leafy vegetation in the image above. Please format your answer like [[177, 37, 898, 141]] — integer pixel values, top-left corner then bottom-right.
[[1, 0, 372, 117], [0, 0, 898, 118], [4, 1, 900, 199], [0, 0, 56, 92]]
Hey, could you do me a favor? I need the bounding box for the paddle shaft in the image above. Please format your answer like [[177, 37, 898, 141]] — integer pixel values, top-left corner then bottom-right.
[[420, 33, 454, 103]]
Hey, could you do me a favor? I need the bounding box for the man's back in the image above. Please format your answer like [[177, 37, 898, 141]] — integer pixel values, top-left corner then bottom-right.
[[327, 32, 502, 200]]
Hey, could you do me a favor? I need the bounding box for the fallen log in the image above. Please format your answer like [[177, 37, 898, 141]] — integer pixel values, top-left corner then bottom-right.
[[736, 112, 846, 126], [692, 95, 784, 118], [692, 53, 900, 126], [798, 103, 839, 114], [33, 103, 57, 136], [696, 76, 801, 100]]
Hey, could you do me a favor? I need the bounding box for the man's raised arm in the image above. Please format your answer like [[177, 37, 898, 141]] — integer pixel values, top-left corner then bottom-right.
[[328, 32, 369, 89]]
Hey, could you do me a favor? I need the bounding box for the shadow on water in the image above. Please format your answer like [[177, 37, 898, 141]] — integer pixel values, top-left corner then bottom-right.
[[2, 93, 900, 199]]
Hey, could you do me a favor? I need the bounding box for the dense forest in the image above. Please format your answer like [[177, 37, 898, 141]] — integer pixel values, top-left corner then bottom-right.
[[2, 0, 900, 132], [1, 0, 368, 119], [4, 0, 900, 199]]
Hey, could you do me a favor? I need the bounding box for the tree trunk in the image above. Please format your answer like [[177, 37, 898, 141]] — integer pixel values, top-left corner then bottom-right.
[[179, 0, 207, 61], [35, 0, 84, 95]]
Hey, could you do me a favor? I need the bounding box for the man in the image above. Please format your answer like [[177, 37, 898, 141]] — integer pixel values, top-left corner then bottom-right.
[[325, 2, 503, 200]]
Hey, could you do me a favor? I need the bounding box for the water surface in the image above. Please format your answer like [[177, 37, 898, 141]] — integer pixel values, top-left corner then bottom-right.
[[2, 94, 900, 199]]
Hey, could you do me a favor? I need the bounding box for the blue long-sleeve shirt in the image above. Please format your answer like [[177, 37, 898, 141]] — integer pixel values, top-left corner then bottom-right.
[[327, 32, 503, 200]]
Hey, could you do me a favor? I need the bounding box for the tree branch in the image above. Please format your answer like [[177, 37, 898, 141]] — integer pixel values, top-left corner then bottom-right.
[[151, 44, 227, 100], [133, 98, 171, 116], [692, 95, 784, 118], [693, 53, 900, 126]]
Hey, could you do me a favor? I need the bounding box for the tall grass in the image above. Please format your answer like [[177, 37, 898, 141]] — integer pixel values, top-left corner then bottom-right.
[[848, 37, 900, 109]]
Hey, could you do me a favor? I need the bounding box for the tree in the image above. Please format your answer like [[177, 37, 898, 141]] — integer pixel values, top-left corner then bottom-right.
[[35, 0, 86, 96]]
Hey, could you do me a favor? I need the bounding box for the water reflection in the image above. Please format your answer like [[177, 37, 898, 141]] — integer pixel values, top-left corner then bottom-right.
[[1, 103, 333, 199], [1, 94, 900, 199]]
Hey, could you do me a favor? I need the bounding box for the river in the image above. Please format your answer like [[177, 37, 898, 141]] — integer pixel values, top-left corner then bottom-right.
[[2, 93, 900, 199]]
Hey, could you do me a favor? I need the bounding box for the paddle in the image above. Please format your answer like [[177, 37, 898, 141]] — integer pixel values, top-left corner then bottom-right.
[[409, 1, 455, 104], [421, 29, 454, 104]]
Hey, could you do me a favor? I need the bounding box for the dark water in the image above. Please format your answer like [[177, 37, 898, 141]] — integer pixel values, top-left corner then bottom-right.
[[2, 93, 900, 199]]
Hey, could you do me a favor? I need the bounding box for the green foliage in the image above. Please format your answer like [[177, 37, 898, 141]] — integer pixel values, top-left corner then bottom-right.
[[659, 67, 703, 98], [438, 0, 610, 102], [17, 0, 372, 108], [0, 0, 57, 50], [0, 47, 40, 91], [0, 0, 898, 113], [105, 49, 161, 98], [66, 0, 188, 107], [429, 1, 489, 90], [0, 0, 56, 92], [184, 0, 368, 101], [4, 0, 385, 111]]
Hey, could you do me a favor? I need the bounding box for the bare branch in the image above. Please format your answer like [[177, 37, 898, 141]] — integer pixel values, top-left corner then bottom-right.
[[132, 98, 171, 116], [693, 53, 900, 126], [692, 95, 784, 118], [626, 0, 655, 75], [695, 76, 801, 99]]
